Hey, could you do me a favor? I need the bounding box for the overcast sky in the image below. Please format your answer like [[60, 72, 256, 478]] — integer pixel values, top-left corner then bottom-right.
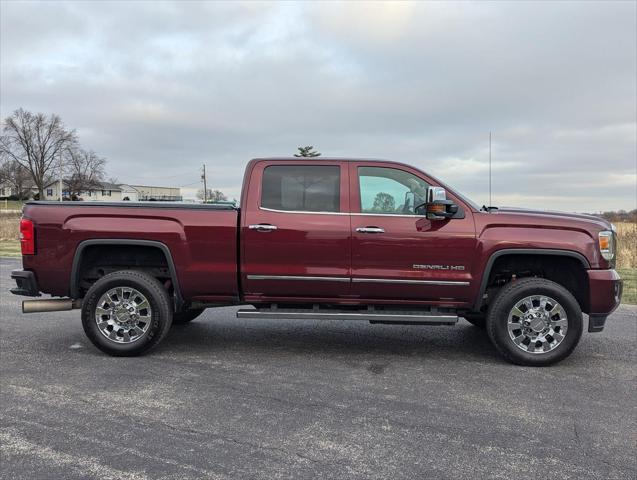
[[1, 1, 635, 211]]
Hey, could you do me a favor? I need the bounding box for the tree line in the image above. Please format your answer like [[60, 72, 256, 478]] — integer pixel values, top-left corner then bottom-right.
[[0, 108, 107, 200], [594, 209, 637, 223]]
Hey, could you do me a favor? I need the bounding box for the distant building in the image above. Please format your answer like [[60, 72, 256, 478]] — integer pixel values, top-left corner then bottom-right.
[[128, 185, 182, 202], [0, 182, 17, 198], [119, 184, 140, 201], [40, 180, 182, 202], [0, 181, 36, 199]]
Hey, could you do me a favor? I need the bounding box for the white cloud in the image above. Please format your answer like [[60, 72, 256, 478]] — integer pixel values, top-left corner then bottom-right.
[[1, 0, 635, 212]]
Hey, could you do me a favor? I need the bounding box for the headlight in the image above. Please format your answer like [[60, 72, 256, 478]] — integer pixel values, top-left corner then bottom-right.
[[598, 230, 615, 261]]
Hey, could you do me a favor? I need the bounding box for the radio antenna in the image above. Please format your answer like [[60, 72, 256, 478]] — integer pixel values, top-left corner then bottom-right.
[[489, 131, 492, 207]]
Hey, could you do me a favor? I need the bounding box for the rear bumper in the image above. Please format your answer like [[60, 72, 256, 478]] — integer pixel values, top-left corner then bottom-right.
[[587, 269, 622, 333], [10, 270, 40, 297]]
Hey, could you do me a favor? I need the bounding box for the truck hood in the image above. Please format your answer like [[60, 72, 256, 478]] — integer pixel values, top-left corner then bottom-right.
[[491, 207, 612, 231]]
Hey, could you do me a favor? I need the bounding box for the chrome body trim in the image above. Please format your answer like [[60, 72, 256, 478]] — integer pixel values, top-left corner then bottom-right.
[[259, 207, 427, 218], [259, 207, 348, 216], [247, 275, 468, 286], [352, 212, 425, 218], [352, 278, 470, 286], [247, 275, 350, 282]]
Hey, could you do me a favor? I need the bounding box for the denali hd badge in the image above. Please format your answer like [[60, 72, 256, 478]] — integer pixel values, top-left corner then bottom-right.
[[413, 264, 465, 271]]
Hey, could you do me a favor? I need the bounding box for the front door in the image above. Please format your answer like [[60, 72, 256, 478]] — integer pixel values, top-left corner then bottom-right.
[[349, 162, 476, 305], [242, 160, 351, 300]]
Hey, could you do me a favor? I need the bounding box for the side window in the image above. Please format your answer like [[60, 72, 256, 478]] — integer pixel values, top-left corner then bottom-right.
[[358, 167, 430, 215], [261, 165, 340, 213]]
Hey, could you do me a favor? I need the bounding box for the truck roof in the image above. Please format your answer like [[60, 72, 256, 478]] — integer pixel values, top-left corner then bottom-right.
[[251, 157, 391, 163]]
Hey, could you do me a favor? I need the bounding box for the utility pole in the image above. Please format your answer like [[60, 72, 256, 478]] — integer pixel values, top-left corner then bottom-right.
[[201, 164, 207, 203], [59, 150, 64, 202]]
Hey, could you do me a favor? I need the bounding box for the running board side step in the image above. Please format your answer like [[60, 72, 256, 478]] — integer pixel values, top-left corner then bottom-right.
[[236, 305, 458, 325]]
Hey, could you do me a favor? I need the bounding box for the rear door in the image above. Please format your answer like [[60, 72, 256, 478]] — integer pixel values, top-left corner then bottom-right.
[[349, 162, 476, 305], [241, 160, 351, 300]]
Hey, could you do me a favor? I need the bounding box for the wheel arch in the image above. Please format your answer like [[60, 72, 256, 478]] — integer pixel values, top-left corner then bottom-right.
[[70, 239, 183, 309], [474, 248, 590, 311]]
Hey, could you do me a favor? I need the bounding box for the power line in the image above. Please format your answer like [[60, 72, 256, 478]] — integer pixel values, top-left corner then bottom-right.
[[177, 181, 202, 188], [113, 169, 205, 191], [123, 170, 201, 184]]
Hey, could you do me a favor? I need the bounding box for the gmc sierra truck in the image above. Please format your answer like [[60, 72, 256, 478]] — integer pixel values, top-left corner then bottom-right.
[[11, 158, 622, 365]]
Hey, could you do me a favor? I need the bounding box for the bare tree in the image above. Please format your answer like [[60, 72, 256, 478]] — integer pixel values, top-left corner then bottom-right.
[[197, 189, 228, 202], [294, 146, 321, 157], [65, 148, 106, 198], [0, 159, 32, 199], [0, 109, 77, 197]]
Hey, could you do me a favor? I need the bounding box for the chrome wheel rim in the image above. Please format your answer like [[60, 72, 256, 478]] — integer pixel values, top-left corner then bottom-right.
[[95, 287, 152, 343], [507, 295, 568, 354]]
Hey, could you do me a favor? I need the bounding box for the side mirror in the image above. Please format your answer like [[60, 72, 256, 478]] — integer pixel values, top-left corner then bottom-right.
[[416, 187, 458, 220]]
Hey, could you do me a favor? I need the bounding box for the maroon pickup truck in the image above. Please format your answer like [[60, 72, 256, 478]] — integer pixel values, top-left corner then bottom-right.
[[11, 158, 622, 365]]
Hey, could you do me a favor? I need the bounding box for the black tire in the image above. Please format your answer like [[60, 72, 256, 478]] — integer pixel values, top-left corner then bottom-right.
[[486, 278, 583, 366], [81, 270, 173, 356], [463, 313, 486, 329], [172, 308, 205, 325]]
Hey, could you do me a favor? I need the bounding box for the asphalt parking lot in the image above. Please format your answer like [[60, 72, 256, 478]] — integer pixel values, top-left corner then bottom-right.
[[1, 257, 635, 480]]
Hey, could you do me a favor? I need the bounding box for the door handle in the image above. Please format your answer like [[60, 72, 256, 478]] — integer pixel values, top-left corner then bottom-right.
[[356, 226, 385, 234], [249, 224, 278, 232]]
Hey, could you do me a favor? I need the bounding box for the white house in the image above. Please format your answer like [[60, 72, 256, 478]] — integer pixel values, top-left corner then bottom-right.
[[0, 182, 18, 198], [40, 180, 181, 202], [41, 180, 124, 201], [0, 181, 37, 199]]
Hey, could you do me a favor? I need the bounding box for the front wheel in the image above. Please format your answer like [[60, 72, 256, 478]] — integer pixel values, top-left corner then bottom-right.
[[486, 278, 583, 366], [81, 270, 173, 356]]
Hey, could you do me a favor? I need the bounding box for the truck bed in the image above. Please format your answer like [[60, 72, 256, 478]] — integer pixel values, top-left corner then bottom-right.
[[21, 201, 240, 303]]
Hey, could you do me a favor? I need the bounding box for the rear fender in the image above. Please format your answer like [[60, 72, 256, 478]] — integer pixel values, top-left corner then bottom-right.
[[70, 239, 183, 309]]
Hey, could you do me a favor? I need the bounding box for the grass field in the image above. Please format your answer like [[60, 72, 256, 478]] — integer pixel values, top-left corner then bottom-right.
[[615, 223, 637, 304], [617, 268, 636, 305], [0, 212, 635, 303], [0, 200, 26, 211], [0, 212, 21, 257], [0, 240, 20, 257]]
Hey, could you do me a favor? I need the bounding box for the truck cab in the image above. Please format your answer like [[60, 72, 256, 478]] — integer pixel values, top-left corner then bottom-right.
[[240, 158, 476, 307]]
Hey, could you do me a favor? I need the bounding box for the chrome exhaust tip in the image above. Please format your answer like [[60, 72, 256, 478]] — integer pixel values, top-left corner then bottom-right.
[[22, 298, 82, 314]]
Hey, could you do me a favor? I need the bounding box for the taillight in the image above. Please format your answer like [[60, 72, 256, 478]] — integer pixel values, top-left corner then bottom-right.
[[20, 218, 35, 255]]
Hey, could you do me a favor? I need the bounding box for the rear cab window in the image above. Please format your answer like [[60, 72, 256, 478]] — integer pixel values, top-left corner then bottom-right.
[[261, 165, 341, 213]]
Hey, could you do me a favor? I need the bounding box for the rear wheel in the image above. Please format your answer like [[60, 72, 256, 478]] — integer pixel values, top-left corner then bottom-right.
[[486, 278, 583, 366], [172, 308, 205, 325], [81, 270, 173, 356]]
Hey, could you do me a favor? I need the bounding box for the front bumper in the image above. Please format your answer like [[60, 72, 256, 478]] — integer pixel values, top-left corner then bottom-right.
[[587, 269, 622, 333], [10, 270, 40, 297]]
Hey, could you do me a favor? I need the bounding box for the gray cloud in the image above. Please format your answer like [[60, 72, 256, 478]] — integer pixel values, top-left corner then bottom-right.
[[1, 0, 635, 210]]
